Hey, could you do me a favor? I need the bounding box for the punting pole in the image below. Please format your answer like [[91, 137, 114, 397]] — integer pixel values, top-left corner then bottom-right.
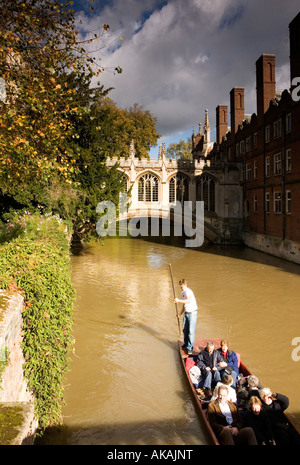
[[169, 263, 181, 337]]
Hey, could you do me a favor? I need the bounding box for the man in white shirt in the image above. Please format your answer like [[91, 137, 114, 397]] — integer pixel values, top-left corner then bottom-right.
[[174, 279, 198, 355]]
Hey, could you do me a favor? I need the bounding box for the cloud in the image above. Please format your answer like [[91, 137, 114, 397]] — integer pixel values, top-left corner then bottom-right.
[[77, 0, 300, 150]]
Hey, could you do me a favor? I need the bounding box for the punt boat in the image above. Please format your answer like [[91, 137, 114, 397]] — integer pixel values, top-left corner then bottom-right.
[[179, 338, 300, 445]]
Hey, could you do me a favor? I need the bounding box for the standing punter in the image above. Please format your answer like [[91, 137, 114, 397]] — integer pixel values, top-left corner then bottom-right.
[[174, 279, 198, 355]]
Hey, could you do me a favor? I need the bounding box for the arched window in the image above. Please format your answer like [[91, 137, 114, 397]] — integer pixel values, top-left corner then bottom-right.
[[176, 174, 189, 203], [169, 176, 176, 203], [196, 175, 215, 212], [169, 174, 189, 203], [138, 173, 159, 202]]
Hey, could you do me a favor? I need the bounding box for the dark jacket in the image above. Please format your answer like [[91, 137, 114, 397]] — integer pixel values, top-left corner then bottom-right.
[[261, 393, 289, 427], [244, 409, 274, 445], [197, 348, 223, 374], [217, 348, 239, 374]]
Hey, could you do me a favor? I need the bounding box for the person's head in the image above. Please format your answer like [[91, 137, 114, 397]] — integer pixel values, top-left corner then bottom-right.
[[220, 340, 229, 352], [260, 388, 273, 405], [179, 279, 187, 290], [248, 375, 259, 389], [206, 341, 214, 354], [217, 385, 229, 404], [250, 396, 262, 415], [221, 374, 234, 386]]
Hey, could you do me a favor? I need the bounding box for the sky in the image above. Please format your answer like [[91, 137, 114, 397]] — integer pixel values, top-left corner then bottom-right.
[[75, 0, 300, 158]]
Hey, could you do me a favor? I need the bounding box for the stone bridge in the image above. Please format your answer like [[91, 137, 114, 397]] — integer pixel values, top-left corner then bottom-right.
[[106, 141, 243, 245]]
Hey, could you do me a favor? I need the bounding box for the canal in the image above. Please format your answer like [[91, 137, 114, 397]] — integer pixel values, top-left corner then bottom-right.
[[39, 237, 300, 445]]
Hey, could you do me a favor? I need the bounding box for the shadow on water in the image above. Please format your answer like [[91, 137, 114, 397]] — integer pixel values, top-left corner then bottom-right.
[[70, 223, 300, 276], [119, 314, 178, 351], [139, 233, 300, 276], [35, 415, 214, 445]]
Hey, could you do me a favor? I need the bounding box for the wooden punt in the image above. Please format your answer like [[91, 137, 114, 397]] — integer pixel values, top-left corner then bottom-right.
[[179, 338, 300, 445]]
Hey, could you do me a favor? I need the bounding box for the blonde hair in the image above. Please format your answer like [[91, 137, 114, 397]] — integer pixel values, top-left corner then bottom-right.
[[249, 396, 262, 407]]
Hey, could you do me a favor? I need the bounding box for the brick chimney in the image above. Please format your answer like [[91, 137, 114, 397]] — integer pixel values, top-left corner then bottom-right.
[[289, 12, 300, 85], [256, 54, 276, 119], [216, 105, 228, 144], [230, 87, 244, 135]]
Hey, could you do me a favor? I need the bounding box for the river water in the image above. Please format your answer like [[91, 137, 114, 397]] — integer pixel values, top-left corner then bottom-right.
[[39, 237, 300, 445]]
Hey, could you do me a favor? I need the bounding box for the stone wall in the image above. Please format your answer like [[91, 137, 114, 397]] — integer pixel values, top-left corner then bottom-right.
[[0, 290, 37, 444], [243, 231, 300, 265]]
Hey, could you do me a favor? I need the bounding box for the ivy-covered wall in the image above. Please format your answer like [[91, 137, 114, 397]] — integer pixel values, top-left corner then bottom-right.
[[0, 212, 76, 434]]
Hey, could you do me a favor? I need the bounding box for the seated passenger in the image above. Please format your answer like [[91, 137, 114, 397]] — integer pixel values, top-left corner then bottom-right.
[[211, 374, 237, 403], [207, 385, 258, 445], [244, 396, 275, 445], [237, 375, 262, 408], [196, 341, 222, 397], [217, 340, 239, 387], [260, 388, 300, 445]]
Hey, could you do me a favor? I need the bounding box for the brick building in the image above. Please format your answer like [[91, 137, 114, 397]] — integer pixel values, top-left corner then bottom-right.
[[206, 12, 300, 263]]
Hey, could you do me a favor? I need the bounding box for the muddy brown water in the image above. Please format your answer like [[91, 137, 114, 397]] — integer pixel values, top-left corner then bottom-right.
[[38, 237, 300, 445]]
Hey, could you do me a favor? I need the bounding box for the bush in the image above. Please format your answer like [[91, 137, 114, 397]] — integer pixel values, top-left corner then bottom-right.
[[0, 212, 76, 432]]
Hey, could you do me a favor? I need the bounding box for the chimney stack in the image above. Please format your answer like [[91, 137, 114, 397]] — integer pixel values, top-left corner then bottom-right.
[[256, 54, 276, 119], [230, 87, 244, 135], [289, 12, 300, 86], [216, 105, 228, 144]]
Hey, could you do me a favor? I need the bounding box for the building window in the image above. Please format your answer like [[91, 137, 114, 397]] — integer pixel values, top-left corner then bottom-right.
[[246, 137, 251, 152], [274, 192, 282, 213], [253, 194, 257, 212], [253, 132, 258, 148], [286, 113, 291, 133], [273, 119, 282, 138], [265, 126, 270, 142], [240, 140, 245, 155], [254, 161, 257, 179], [169, 177, 176, 203], [265, 192, 270, 213], [176, 174, 189, 203], [138, 173, 159, 202], [286, 148, 291, 172], [265, 156, 270, 177], [246, 163, 252, 181], [274, 153, 281, 175], [197, 176, 215, 212], [286, 190, 291, 213], [235, 143, 240, 157]]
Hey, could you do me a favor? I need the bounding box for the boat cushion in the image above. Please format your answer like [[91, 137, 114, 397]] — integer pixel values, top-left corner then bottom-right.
[[185, 357, 196, 371]]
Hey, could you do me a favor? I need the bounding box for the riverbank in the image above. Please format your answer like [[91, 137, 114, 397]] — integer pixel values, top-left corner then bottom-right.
[[0, 212, 76, 440]]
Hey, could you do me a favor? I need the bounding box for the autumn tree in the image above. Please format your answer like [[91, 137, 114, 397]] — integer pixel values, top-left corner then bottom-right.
[[0, 0, 108, 207]]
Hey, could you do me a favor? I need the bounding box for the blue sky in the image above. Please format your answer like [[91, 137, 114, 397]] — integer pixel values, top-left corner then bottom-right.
[[75, 0, 300, 158]]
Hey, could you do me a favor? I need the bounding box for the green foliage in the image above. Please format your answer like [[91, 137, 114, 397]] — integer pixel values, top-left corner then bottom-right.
[[89, 99, 161, 159], [0, 0, 110, 204], [0, 212, 75, 431], [167, 137, 193, 160]]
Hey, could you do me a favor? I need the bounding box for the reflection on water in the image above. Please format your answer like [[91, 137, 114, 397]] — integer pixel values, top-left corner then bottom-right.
[[39, 238, 300, 445]]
